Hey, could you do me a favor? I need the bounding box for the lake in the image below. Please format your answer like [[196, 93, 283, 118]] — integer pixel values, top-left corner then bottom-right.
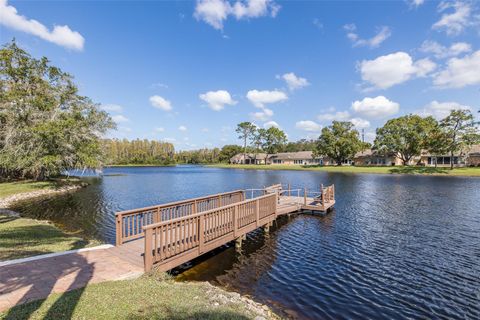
[[10, 165, 480, 319]]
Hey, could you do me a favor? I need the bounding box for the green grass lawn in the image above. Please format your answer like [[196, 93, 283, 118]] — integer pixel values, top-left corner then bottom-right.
[[208, 164, 480, 176], [0, 214, 99, 261], [1, 274, 275, 320]]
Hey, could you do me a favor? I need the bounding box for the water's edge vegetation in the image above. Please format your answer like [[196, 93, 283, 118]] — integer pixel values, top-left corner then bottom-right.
[[208, 163, 480, 176]]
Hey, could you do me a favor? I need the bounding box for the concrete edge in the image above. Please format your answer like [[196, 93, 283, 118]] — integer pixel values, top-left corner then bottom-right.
[[0, 244, 114, 267]]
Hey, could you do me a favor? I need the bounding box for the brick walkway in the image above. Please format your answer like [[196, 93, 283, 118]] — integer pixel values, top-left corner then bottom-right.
[[0, 246, 144, 312]]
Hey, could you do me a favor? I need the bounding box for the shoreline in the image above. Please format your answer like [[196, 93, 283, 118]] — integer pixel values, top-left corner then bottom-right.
[[207, 163, 480, 177], [0, 183, 86, 211]]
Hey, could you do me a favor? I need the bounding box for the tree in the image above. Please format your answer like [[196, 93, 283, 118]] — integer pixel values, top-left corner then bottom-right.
[[218, 145, 243, 163], [235, 122, 256, 164], [261, 127, 287, 164], [425, 124, 449, 168], [251, 127, 265, 164], [316, 121, 363, 165], [440, 109, 480, 169], [374, 115, 436, 166], [0, 41, 115, 180]]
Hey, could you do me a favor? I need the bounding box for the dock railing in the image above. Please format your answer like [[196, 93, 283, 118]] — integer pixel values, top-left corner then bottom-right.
[[142, 192, 277, 271], [115, 190, 244, 245]]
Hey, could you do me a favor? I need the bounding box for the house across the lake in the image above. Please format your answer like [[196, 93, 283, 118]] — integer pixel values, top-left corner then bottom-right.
[[230, 153, 267, 164], [419, 144, 480, 167], [230, 151, 333, 165], [353, 149, 404, 166], [230, 144, 480, 167]]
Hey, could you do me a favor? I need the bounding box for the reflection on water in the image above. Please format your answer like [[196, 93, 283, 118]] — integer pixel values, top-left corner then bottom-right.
[[10, 166, 480, 319]]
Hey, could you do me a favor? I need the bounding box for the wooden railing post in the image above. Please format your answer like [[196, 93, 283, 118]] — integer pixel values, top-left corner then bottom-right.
[[256, 199, 260, 227], [332, 184, 335, 201], [144, 227, 153, 272], [275, 193, 278, 218], [304, 188, 307, 206], [232, 204, 238, 237], [288, 184, 291, 196], [198, 214, 205, 254], [192, 200, 197, 214], [115, 214, 122, 246]]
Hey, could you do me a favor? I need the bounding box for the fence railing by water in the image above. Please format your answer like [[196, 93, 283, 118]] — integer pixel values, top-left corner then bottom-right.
[[142, 193, 277, 271], [115, 190, 245, 245]]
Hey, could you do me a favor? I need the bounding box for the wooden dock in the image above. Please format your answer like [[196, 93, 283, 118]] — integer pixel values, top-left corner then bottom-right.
[[115, 184, 335, 272]]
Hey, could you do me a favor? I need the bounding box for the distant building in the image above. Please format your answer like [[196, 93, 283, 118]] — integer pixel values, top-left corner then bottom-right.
[[229, 153, 267, 164], [230, 151, 332, 165], [229, 144, 480, 167], [353, 149, 404, 166], [419, 144, 480, 167]]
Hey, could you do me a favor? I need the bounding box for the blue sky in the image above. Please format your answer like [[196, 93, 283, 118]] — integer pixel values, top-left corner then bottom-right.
[[1, 0, 479, 150]]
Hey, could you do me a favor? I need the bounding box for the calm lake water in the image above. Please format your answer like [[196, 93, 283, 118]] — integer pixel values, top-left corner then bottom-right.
[[11, 166, 480, 319]]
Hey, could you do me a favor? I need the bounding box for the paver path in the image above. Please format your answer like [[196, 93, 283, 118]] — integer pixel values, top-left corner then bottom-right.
[[0, 246, 144, 312]]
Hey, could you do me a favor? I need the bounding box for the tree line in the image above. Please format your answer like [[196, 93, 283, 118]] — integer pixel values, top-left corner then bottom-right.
[[103, 139, 175, 165], [233, 109, 479, 169]]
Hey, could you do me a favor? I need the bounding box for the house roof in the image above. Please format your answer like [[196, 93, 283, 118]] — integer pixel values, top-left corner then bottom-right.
[[269, 151, 314, 160], [230, 153, 267, 161], [354, 149, 396, 158]]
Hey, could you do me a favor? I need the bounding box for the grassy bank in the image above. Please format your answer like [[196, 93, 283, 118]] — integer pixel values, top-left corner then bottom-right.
[[208, 164, 480, 177], [0, 214, 98, 261], [0, 179, 84, 199], [2, 274, 276, 319]]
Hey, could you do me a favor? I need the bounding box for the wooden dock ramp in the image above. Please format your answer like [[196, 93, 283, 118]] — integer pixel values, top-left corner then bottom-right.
[[115, 183, 335, 272]]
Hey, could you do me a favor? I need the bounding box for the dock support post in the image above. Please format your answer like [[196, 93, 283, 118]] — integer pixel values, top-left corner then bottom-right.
[[304, 188, 307, 206], [288, 184, 291, 197], [263, 223, 270, 234], [235, 237, 243, 250]]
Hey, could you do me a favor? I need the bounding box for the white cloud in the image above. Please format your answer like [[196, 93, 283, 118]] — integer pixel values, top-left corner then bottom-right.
[[112, 115, 129, 123], [352, 96, 400, 118], [199, 90, 237, 111], [194, 0, 280, 30], [231, 0, 280, 19], [317, 111, 351, 122], [350, 117, 371, 129], [277, 72, 310, 91], [359, 52, 436, 89], [178, 125, 188, 132], [246, 89, 288, 108], [250, 107, 273, 121], [201, 128, 210, 132], [149, 95, 172, 111], [416, 100, 471, 119], [433, 50, 480, 88], [295, 120, 322, 132], [344, 24, 391, 48], [316, 110, 370, 129], [313, 18, 323, 30], [263, 120, 280, 128], [0, 0, 84, 50], [154, 127, 165, 132], [419, 40, 472, 59], [100, 104, 123, 113], [408, 0, 425, 8], [432, 1, 476, 36]]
